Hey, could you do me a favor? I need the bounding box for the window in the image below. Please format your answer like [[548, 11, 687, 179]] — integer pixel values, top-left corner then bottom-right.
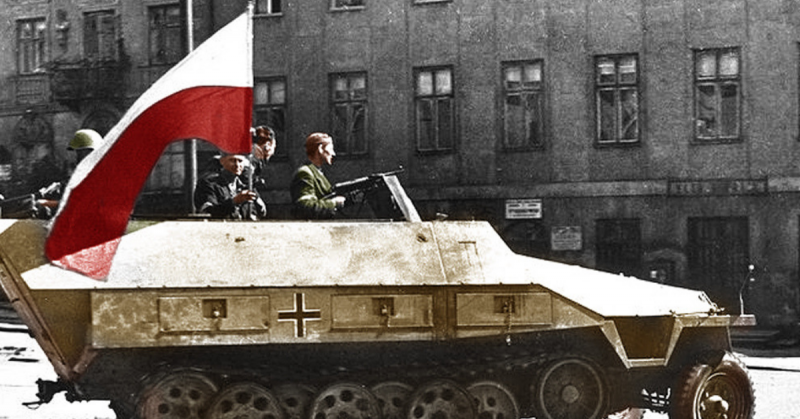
[[148, 4, 182, 66], [595, 219, 641, 277], [330, 72, 367, 156], [415, 66, 455, 152], [254, 78, 287, 158], [331, 0, 364, 10], [694, 48, 741, 141], [595, 54, 639, 145], [84, 10, 118, 61], [17, 18, 47, 74], [502, 61, 544, 149], [256, 0, 282, 14]]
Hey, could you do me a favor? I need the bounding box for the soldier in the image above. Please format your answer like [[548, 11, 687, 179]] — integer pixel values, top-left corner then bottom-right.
[[35, 129, 103, 215], [249, 125, 276, 181], [290, 132, 346, 219], [195, 152, 267, 220]]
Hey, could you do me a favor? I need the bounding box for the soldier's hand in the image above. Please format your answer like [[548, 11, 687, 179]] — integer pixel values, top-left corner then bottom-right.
[[233, 190, 258, 204], [332, 196, 346, 208]]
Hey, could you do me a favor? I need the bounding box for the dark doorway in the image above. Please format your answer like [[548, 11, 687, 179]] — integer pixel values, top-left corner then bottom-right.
[[596, 218, 642, 277], [688, 217, 749, 311]]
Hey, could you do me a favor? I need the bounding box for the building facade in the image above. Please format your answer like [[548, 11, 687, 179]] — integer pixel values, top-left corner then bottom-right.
[[210, 0, 800, 327], [2, 0, 800, 327], [0, 0, 222, 213]]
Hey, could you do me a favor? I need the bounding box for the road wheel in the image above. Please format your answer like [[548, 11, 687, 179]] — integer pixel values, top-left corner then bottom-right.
[[466, 381, 520, 419], [205, 382, 284, 419], [372, 381, 413, 419], [138, 371, 218, 419], [533, 357, 609, 419], [407, 379, 477, 419], [309, 382, 382, 419], [274, 383, 317, 419], [670, 352, 755, 419]]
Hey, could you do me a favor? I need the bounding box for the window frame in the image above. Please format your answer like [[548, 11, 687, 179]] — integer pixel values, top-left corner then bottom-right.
[[594, 53, 640, 146], [501, 59, 545, 151], [254, 76, 288, 160], [83, 9, 118, 62], [329, 72, 368, 157], [330, 0, 365, 11], [693, 47, 742, 143], [414, 65, 456, 154], [147, 3, 182, 67], [255, 0, 282, 16], [16, 18, 47, 75]]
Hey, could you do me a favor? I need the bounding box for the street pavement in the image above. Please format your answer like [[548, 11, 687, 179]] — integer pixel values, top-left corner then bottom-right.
[[1, 312, 798, 419]]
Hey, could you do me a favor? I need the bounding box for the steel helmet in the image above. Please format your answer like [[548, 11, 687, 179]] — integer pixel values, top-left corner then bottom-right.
[[67, 129, 103, 151]]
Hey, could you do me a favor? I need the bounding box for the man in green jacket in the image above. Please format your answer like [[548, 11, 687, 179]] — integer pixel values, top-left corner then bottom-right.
[[290, 132, 346, 219]]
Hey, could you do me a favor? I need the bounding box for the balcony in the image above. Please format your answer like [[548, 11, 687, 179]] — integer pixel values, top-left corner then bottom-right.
[[49, 59, 128, 106]]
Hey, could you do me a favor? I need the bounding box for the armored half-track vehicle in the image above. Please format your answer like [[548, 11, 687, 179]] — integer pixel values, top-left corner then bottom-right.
[[0, 173, 755, 419]]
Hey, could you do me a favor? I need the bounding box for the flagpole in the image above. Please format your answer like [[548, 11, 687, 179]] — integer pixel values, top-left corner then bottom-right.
[[185, 0, 198, 213]]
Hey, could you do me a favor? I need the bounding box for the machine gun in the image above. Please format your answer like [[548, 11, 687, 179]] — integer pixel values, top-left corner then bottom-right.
[[324, 167, 419, 221], [326, 167, 405, 200], [0, 181, 62, 219]]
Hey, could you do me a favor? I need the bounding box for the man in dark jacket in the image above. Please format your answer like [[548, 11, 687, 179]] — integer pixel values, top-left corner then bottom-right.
[[195, 153, 267, 220], [290, 133, 346, 219]]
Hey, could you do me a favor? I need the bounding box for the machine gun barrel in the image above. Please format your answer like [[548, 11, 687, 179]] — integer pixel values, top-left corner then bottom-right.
[[325, 168, 404, 198]]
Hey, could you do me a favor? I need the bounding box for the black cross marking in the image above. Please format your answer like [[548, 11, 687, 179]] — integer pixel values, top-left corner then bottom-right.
[[278, 293, 321, 337]]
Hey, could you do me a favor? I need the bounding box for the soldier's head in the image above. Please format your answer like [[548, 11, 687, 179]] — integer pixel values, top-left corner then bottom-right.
[[305, 132, 335, 167], [219, 153, 248, 176], [252, 126, 276, 161], [67, 129, 103, 163]]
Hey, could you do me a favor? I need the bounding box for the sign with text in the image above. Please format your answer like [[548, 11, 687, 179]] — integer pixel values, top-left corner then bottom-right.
[[505, 199, 542, 219], [551, 226, 582, 251], [668, 179, 768, 196]]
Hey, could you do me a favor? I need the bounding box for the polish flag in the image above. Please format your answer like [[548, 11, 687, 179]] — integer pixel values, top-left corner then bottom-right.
[[45, 11, 253, 279]]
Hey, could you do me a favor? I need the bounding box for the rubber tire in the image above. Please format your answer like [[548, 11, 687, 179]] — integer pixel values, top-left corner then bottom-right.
[[670, 352, 755, 419]]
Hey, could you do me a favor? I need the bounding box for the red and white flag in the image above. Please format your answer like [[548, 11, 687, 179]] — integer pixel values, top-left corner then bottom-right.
[[45, 11, 253, 279]]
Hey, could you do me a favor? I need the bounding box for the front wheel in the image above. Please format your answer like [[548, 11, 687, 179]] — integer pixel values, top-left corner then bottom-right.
[[670, 352, 755, 419]]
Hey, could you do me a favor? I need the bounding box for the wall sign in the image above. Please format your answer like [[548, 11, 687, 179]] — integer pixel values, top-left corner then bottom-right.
[[668, 179, 768, 196], [551, 226, 582, 251], [505, 199, 542, 219]]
